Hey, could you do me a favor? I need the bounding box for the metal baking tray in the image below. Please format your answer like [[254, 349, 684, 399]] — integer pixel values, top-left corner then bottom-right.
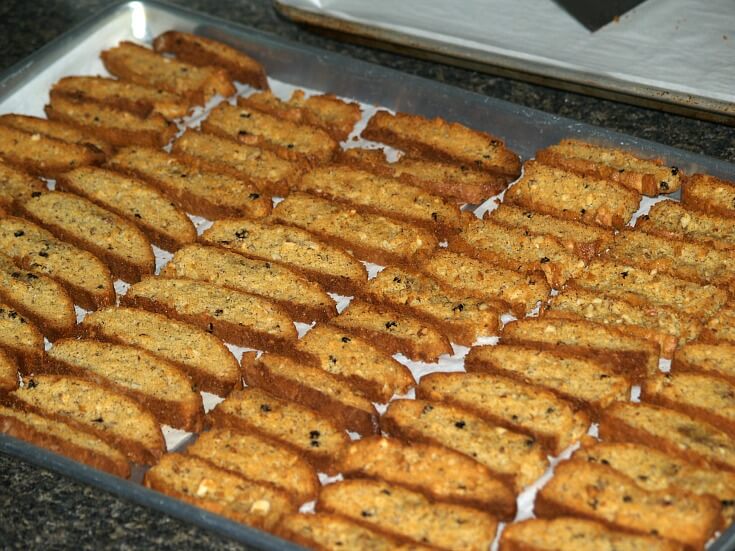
[[0, 1, 734, 549]]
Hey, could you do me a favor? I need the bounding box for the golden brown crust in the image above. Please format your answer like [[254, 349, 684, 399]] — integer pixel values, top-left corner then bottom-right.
[[0, 348, 19, 391], [681, 173, 735, 219]]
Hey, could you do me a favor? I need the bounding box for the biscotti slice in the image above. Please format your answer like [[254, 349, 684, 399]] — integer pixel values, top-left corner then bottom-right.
[[672, 341, 735, 385], [243, 353, 378, 434], [172, 129, 298, 197], [682, 173, 735, 218], [0, 302, 44, 373], [500, 517, 685, 551], [362, 110, 521, 179], [339, 147, 507, 204], [465, 344, 630, 415], [80, 307, 239, 396], [418, 371, 589, 454], [449, 217, 583, 288], [571, 259, 728, 318], [16, 191, 154, 283], [187, 427, 318, 503], [43, 339, 203, 431], [488, 203, 613, 261], [701, 305, 735, 344], [101, 41, 235, 105], [637, 199, 735, 250], [420, 249, 550, 317], [505, 160, 640, 229], [203, 101, 338, 165], [271, 192, 438, 266], [317, 479, 499, 551], [642, 372, 735, 439], [574, 441, 735, 525], [546, 285, 701, 357], [208, 387, 349, 473], [122, 277, 297, 353], [161, 244, 335, 323], [382, 399, 548, 490], [10, 374, 165, 464], [296, 165, 462, 237], [50, 75, 190, 119], [0, 113, 112, 156], [0, 123, 101, 178], [144, 453, 294, 530], [0, 160, 46, 210], [200, 218, 366, 296], [0, 349, 19, 391], [535, 459, 721, 550], [363, 266, 502, 346], [152, 30, 268, 89], [0, 403, 130, 477], [501, 317, 658, 381], [599, 401, 735, 472], [294, 323, 414, 403], [45, 95, 176, 149], [0, 217, 114, 310], [107, 146, 271, 220], [331, 299, 451, 362], [535, 139, 684, 196]]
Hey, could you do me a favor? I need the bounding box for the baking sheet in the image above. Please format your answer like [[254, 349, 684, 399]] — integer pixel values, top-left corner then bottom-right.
[[0, 1, 734, 550]]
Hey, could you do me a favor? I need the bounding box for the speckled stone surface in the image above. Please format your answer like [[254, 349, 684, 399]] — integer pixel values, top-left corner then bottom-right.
[[0, 1, 733, 549]]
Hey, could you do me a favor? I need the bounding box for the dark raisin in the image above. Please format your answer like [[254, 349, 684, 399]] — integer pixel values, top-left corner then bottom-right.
[[13, 230, 24, 237], [482, 154, 490, 159], [452, 303, 464, 313], [623, 495, 632, 503], [546, 407, 555, 414], [341, 336, 351, 343], [618, 168, 625, 173], [213, 308, 223, 316], [206, 323, 214, 333], [539, 257, 550, 263], [588, 498, 598, 510], [671, 166, 679, 175], [27, 379, 37, 389], [31, 192, 42, 198], [638, 475, 649, 482], [235, 229, 248, 239], [8, 311, 17, 319], [260, 404, 271, 412], [238, 130, 250, 136], [621, 271, 628, 278], [286, 144, 294, 149], [380, 489, 391, 495], [93, 116, 100, 123], [722, 499, 735, 507], [26, 274, 38, 280], [601, 459, 610, 465], [511, 414, 519, 421], [10, 272, 20, 279], [422, 404, 433, 414], [309, 430, 320, 439], [385, 321, 397, 329], [651, 530, 659, 536], [580, 208, 586, 215], [310, 440, 319, 448], [180, 173, 188, 178], [525, 438, 535, 447], [38, 251, 48, 258], [134, 213, 142, 219], [524, 211, 533, 219], [454, 420, 466, 429], [239, 112, 251, 118], [249, 193, 260, 200], [431, 212, 438, 221], [659, 181, 669, 190], [392, 276, 401, 283], [92, 417, 104, 423], [264, 262, 270, 268], [490, 140, 501, 146], [361, 510, 373, 518], [328, 355, 337, 365]]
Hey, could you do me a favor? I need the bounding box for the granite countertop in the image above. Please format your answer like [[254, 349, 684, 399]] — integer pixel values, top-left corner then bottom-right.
[[0, 1, 733, 549]]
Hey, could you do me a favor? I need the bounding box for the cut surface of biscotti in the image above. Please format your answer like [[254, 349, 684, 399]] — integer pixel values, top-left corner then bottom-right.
[[101, 41, 235, 105], [0, 348, 19, 391], [161, 244, 335, 323], [382, 398, 547, 491], [271, 192, 438, 266], [449, 217, 583, 288], [574, 441, 735, 525], [144, 453, 294, 530], [243, 353, 379, 434], [0, 252, 76, 340], [0, 216, 114, 311], [363, 266, 501, 346], [501, 317, 658, 381], [317, 479, 499, 551], [294, 323, 414, 403], [50, 75, 190, 119], [204, 101, 338, 164], [122, 277, 297, 353], [535, 459, 721, 550], [637, 199, 735, 250], [702, 305, 735, 344], [16, 191, 154, 283], [186, 427, 318, 503], [0, 113, 112, 156], [0, 160, 46, 210], [208, 387, 349, 473], [599, 401, 735, 472], [0, 301, 44, 374], [200, 218, 366, 296], [465, 344, 630, 415], [418, 371, 589, 454], [107, 146, 271, 220], [80, 307, 239, 396], [339, 147, 508, 203], [10, 374, 165, 464], [45, 95, 176, 148], [56, 166, 196, 252], [682, 173, 735, 218], [535, 139, 684, 196], [0, 123, 101, 178], [420, 249, 550, 317], [340, 436, 517, 519], [331, 299, 451, 362], [0, 403, 130, 477], [500, 517, 684, 551], [546, 285, 701, 357], [362, 110, 521, 179], [152, 30, 268, 89], [672, 341, 735, 385], [505, 160, 640, 229], [172, 129, 298, 197], [44, 339, 203, 431]]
